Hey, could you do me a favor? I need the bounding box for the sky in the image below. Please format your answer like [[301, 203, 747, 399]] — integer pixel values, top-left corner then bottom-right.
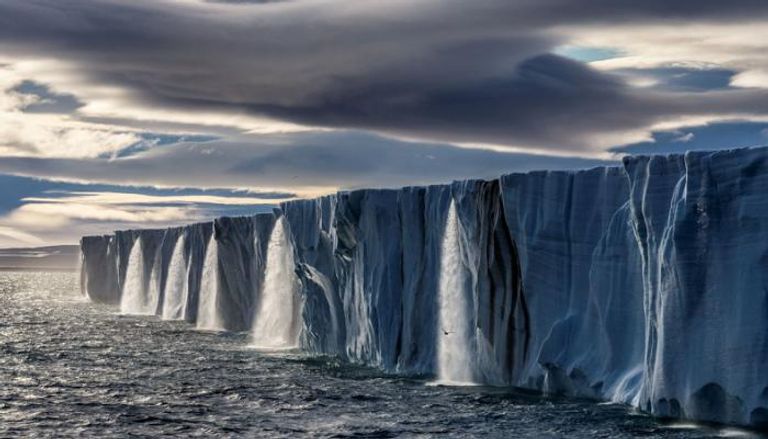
[[2, 0, 768, 247]]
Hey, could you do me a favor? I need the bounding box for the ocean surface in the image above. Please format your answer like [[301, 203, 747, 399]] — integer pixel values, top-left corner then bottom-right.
[[0, 271, 763, 438]]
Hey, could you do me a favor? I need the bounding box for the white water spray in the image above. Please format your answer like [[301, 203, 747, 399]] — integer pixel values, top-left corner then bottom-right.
[[120, 238, 153, 314], [435, 201, 476, 385], [252, 218, 299, 349], [197, 232, 222, 330], [145, 250, 162, 315], [162, 235, 188, 320], [77, 248, 85, 298]]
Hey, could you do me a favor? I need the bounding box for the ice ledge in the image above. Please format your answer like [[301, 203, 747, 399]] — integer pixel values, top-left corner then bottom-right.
[[80, 145, 768, 430]]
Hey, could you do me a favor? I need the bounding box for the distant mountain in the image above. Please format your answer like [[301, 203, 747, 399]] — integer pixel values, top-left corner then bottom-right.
[[0, 245, 80, 271]]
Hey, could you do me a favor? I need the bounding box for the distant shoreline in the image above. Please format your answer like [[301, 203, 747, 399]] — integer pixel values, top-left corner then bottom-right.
[[0, 267, 78, 272], [0, 245, 80, 273]]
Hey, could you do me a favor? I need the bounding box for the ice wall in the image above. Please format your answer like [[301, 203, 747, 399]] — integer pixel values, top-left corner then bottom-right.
[[625, 149, 768, 427], [80, 146, 768, 430], [80, 235, 120, 304]]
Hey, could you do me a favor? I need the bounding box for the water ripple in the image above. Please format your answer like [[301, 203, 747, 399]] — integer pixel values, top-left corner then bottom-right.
[[0, 272, 764, 438]]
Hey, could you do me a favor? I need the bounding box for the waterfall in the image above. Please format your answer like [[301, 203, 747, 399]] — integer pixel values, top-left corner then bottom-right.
[[197, 232, 222, 330], [162, 234, 188, 320], [435, 201, 476, 385], [120, 237, 151, 314], [145, 249, 162, 315], [77, 248, 85, 297], [252, 218, 299, 349]]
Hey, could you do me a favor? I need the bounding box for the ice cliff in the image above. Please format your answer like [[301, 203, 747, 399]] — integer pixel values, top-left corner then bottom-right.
[[80, 147, 768, 430]]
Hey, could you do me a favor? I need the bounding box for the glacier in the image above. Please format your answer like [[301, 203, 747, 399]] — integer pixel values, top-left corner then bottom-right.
[[80, 147, 768, 430]]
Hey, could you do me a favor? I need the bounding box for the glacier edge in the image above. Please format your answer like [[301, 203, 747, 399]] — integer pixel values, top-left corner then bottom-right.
[[80, 146, 768, 430]]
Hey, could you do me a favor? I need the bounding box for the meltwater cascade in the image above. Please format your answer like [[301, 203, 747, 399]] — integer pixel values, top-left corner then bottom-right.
[[197, 232, 221, 331], [436, 202, 476, 385], [120, 238, 151, 315], [162, 234, 188, 321], [252, 218, 299, 349]]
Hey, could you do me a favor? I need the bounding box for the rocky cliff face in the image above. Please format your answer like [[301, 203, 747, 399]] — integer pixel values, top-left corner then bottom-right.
[[81, 147, 768, 429]]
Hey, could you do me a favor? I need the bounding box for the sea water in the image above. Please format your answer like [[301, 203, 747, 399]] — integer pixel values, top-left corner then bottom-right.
[[0, 271, 761, 438]]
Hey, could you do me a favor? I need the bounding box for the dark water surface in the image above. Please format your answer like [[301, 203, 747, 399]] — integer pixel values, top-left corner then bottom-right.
[[0, 271, 763, 438]]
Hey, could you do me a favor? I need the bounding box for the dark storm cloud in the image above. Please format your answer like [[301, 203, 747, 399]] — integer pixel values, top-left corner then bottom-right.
[[2, 0, 768, 151], [249, 55, 657, 148]]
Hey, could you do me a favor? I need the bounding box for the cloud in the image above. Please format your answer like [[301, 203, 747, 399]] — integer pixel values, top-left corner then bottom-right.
[[608, 67, 737, 92], [611, 121, 768, 155], [8, 202, 189, 226], [0, 129, 612, 246], [22, 191, 294, 207], [0, 63, 144, 158], [12, 80, 84, 113], [583, 22, 768, 90], [0, 198, 189, 246], [673, 132, 694, 143], [0, 131, 612, 195], [0, 226, 45, 246], [0, 191, 284, 247], [13, 1, 768, 247], [2, 1, 768, 155], [0, 173, 295, 246], [203, 0, 289, 3]]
